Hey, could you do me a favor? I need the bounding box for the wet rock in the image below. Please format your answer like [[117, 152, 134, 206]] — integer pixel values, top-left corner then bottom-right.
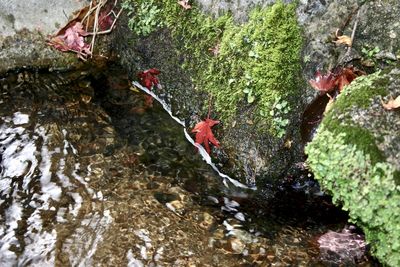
[[112, 0, 400, 192], [306, 67, 400, 266], [0, 0, 116, 74], [300, 0, 400, 100], [226, 237, 246, 254], [318, 227, 367, 265], [199, 212, 215, 230], [113, 1, 305, 188], [0, 1, 87, 73]]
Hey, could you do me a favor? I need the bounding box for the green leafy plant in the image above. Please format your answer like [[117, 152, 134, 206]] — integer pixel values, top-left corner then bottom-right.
[[361, 45, 380, 59], [242, 73, 256, 104], [266, 97, 291, 138], [122, 0, 164, 36]]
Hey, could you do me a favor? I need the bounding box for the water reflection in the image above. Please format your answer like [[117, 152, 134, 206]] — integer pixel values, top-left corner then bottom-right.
[[0, 69, 377, 266], [0, 111, 102, 266]]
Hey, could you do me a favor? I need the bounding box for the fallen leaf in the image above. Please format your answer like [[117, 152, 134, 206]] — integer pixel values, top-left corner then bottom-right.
[[53, 5, 90, 36], [137, 68, 161, 108], [192, 118, 220, 154], [48, 22, 91, 59], [99, 9, 114, 31], [137, 68, 161, 90], [310, 67, 364, 93], [144, 95, 154, 108], [309, 71, 338, 93], [47, 2, 122, 60], [208, 43, 220, 56], [64, 22, 89, 50], [333, 29, 352, 46], [336, 67, 358, 92], [284, 139, 292, 148], [381, 95, 400, 110], [129, 85, 140, 93], [178, 0, 192, 10], [333, 35, 352, 46]]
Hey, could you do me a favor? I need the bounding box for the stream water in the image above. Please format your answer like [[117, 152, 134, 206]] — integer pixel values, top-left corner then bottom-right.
[[0, 67, 378, 266]]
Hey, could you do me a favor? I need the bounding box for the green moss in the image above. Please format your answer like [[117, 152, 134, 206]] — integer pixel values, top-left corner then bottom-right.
[[122, 0, 303, 137], [330, 71, 388, 112], [203, 3, 303, 137]]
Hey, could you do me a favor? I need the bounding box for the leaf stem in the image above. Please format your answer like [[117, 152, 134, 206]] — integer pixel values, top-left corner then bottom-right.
[[207, 94, 213, 119]]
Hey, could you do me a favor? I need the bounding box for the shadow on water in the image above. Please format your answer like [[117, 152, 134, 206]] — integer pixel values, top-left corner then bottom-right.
[[0, 65, 380, 266]]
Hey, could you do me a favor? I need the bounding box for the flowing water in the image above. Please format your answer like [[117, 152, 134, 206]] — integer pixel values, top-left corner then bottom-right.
[[0, 67, 378, 266]]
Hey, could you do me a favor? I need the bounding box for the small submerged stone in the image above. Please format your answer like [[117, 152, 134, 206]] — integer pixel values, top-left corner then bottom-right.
[[318, 226, 367, 265]]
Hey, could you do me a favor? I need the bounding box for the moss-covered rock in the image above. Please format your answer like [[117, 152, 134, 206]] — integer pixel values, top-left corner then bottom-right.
[[305, 68, 400, 266], [117, 0, 304, 185]]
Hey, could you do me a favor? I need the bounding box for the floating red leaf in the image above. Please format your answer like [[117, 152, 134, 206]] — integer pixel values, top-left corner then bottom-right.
[[192, 118, 220, 154], [144, 95, 154, 108]]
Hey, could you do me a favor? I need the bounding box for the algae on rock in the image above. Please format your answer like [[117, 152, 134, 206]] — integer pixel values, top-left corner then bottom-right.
[[306, 69, 400, 267]]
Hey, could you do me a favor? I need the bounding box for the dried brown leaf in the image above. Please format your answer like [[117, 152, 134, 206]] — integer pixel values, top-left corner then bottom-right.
[[333, 35, 352, 46], [382, 95, 400, 110], [178, 0, 192, 10]]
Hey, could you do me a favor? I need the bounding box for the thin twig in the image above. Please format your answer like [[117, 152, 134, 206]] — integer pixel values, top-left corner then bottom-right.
[[347, 8, 361, 53], [338, 6, 358, 35], [83, 1, 96, 31], [90, 0, 107, 55], [86, 8, 122, 35]]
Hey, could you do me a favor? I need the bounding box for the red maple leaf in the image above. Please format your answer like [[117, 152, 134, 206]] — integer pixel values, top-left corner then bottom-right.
[[309, 70, 338, 93], [336, 67, 359, 92], [309, 67, 364, 94], [137, 68, 161, 107], [137, 68, 160, 90], [48, 22, 91, 59], [99, 9, 114, 31], [192, 118, 220, 154]]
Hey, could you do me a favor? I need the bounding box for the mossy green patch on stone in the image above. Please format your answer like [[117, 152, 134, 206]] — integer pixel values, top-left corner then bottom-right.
[[328, 71, 388, 112], [319, 71, 389, 164], [323, 122, 384, 164], [122, 0, 303, 138]]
